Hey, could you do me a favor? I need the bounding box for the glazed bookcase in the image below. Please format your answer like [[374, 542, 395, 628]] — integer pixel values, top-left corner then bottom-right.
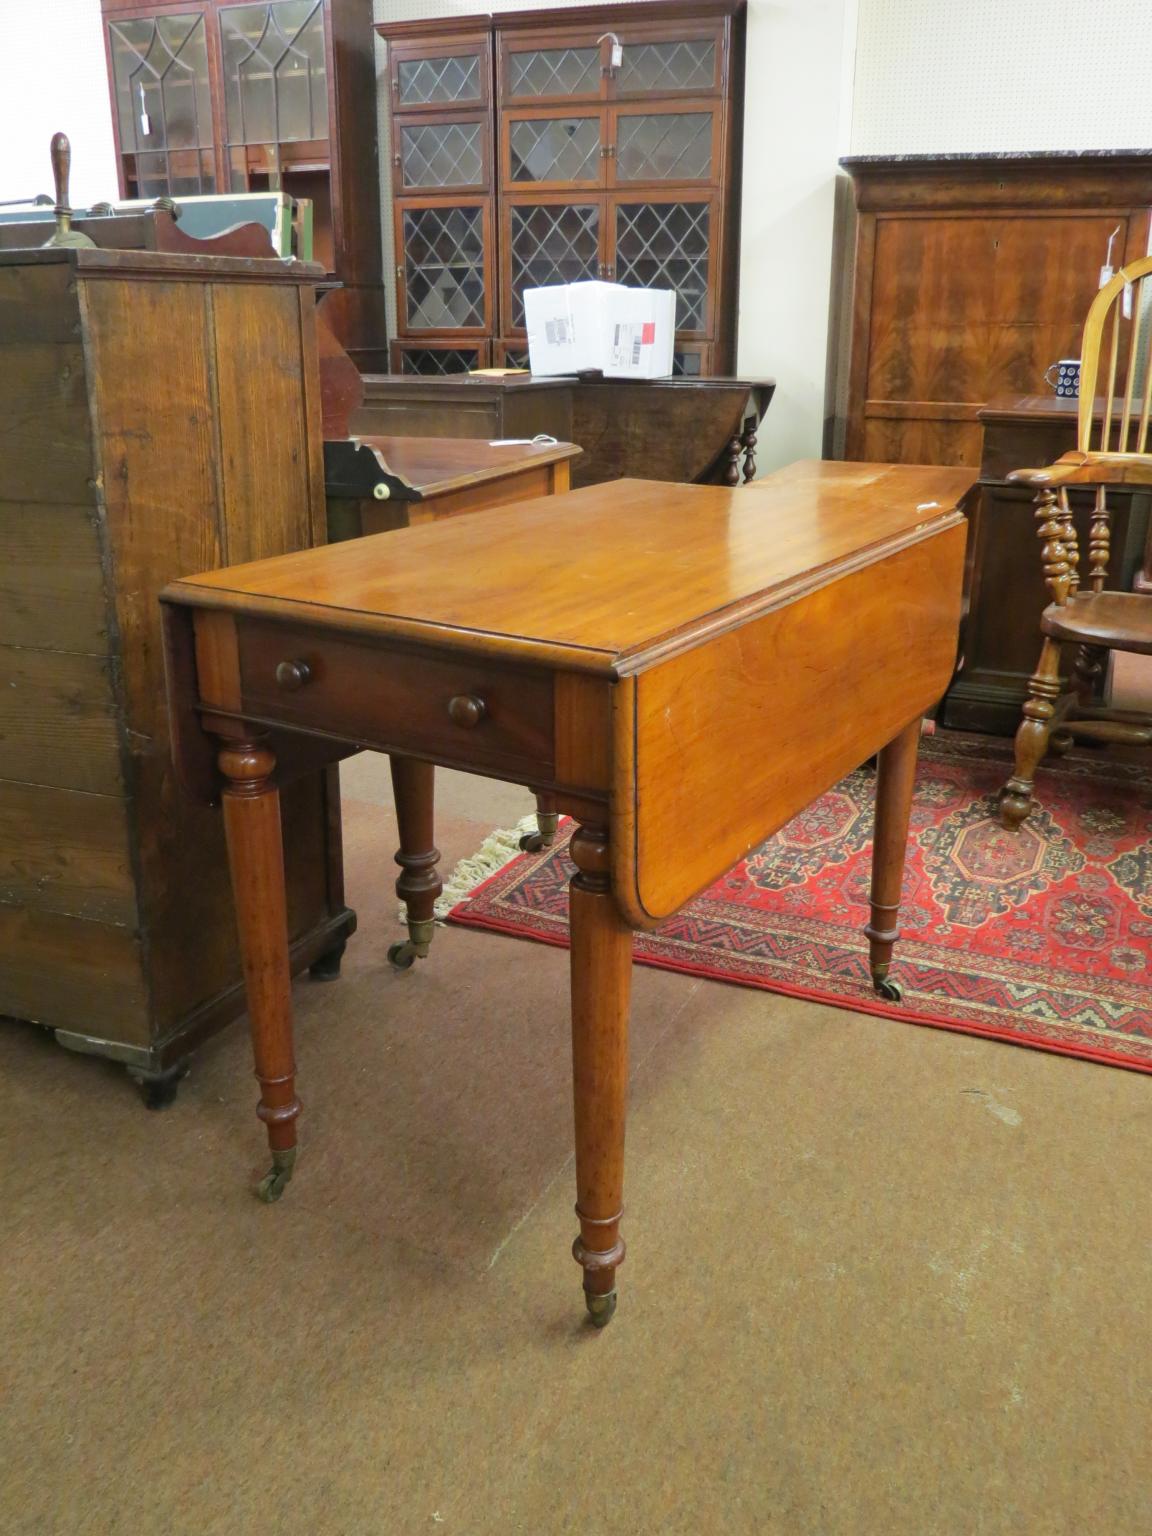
[[378, 0, 745, 377], [99, 0, 388, 365]]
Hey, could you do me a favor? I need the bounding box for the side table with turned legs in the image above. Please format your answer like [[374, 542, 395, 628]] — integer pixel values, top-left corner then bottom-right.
[[162, 461, 971, 1322]]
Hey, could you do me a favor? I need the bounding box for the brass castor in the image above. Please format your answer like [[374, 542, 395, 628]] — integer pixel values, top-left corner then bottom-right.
[[256, 1147, 297, 1203], [308, 939, 346, 982], [874, 977, 903, 1003], [388, 916, 435, 971], [584, 1290, 617, 1328], [520, 810, 559, 853], [388, 940, 418, 970]]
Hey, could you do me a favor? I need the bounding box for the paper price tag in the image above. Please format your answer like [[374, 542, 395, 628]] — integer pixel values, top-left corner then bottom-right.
[[1124, 282, 1134, 319]]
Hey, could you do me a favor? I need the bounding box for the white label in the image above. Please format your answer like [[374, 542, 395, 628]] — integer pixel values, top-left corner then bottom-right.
[[610, 322, 647, 368], [1100, 263, 1113, 288], [544, 317, 572, 345], [1124, 281, 1134, 319]]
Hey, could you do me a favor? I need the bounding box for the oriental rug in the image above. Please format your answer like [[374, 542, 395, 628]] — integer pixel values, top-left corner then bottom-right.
[[447, 733, 1152, 1073]]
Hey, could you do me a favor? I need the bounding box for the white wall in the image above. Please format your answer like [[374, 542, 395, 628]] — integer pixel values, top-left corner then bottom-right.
[[735, 0, 856, 470], [1, 2, 118, 207], [851, 0, 1152, 155]]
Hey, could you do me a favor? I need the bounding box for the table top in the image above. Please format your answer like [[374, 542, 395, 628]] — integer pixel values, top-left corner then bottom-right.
[[360, 372, 776, 395], [165, 459, 973, 675], [352, 435, 580, 496], [980, 394, 1097, 424]]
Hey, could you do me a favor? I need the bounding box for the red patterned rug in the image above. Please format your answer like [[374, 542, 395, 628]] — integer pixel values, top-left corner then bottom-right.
[[449, 733, 1152, 1073]]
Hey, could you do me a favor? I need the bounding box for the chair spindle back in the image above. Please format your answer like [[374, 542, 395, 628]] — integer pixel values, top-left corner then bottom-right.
[[1078, 253, 1152, 455]]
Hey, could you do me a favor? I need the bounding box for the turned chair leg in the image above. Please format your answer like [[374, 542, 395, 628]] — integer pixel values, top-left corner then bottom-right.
[[388, 756, 442, 971], [521, 790, 559, 853], [865, 718, 921, 1002], [1001, 637, 1062, 829], [218, 735, 300, 1203], [568, 823, 632, 1327]]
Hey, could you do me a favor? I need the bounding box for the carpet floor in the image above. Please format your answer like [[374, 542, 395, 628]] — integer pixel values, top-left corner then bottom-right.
[[2, 756, 1151, 1535], [451, 734, 1152, 1072]]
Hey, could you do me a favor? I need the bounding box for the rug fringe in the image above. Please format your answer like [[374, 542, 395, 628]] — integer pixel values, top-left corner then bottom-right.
[[396, 814, 540, 925]]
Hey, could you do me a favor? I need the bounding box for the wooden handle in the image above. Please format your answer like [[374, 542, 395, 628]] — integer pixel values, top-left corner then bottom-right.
[[50, 132, 71, 213], [447, 694, 486, 728], [275, 659, 312, 691]]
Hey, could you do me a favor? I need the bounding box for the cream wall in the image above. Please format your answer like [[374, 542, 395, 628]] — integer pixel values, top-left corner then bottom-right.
[[734, 0, 856, 470], [1, 4, 118, 207], [851, 0, 1152, 155]]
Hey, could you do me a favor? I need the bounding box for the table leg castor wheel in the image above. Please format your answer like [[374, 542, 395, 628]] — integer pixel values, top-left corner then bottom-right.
[[584, 1290, 617, 1328], [388, 940, 418, 970], [256, 1148, 297, 1203], [520, 811, 559, 853], [309, 940, 346, 982], [874, 977, 903, 1002]]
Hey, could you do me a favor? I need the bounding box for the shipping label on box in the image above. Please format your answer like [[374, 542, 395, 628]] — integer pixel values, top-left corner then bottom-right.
[[524, 281, 675, 379]]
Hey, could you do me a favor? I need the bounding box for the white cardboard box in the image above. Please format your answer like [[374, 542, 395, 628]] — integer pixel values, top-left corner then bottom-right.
[[524, 280, 676, 379]]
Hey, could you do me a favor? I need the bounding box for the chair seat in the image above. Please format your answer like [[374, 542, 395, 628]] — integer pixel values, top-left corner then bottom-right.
[[1041, 591, 1152, 654]]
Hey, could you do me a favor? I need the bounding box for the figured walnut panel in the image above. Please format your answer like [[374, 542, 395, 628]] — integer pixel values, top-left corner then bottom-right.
[[620, 522, 968, 923], [860, 212, 1138, 464]]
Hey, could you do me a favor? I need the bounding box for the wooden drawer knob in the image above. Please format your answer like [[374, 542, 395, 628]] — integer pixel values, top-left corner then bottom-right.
[[447, 694, 486, 728], [275, 659, 313, 691]]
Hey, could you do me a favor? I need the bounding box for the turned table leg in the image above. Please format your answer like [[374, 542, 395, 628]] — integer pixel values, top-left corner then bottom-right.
[[568, 823, 632, 1327], [388, 756, 442, 971], [864, 717, 921, 1003], [521, 790, 560, 853], [218, 735, 300, 1202]]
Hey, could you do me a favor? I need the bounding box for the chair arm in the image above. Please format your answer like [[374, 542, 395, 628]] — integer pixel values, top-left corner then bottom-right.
[[1008, 452, 1152, 489]]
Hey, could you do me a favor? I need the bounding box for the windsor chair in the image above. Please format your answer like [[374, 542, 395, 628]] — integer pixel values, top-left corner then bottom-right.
[[1000, 255, 1152, 829]]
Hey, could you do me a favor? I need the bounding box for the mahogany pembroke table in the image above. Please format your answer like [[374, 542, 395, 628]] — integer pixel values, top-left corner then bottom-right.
[[161, 460, 971, 1326]]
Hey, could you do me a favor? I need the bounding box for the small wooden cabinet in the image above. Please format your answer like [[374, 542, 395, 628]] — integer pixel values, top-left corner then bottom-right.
[[839, 152, 1152, 467], [377, 1, 745, 376], [99, 0, 388, 366]]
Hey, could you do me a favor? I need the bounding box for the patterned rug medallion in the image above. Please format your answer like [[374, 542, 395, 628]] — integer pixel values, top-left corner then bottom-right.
[[448, 734, 1152, 1073]]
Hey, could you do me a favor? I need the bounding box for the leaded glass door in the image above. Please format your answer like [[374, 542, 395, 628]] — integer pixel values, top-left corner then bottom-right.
[[503, 196, 603, 334], [608, 194, 716, 338], [389, 340, 490, 375], [393, 113, 490, 198], [107, 10, 217, 197], [499, 30, 606, 106], [395, 199, 492, 336], [611, 24, 726, 99], [502, 108, 604, 192], [608, 104, 720, 189], [389, 35, 490, 114], [218, 0, 329, 187]]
